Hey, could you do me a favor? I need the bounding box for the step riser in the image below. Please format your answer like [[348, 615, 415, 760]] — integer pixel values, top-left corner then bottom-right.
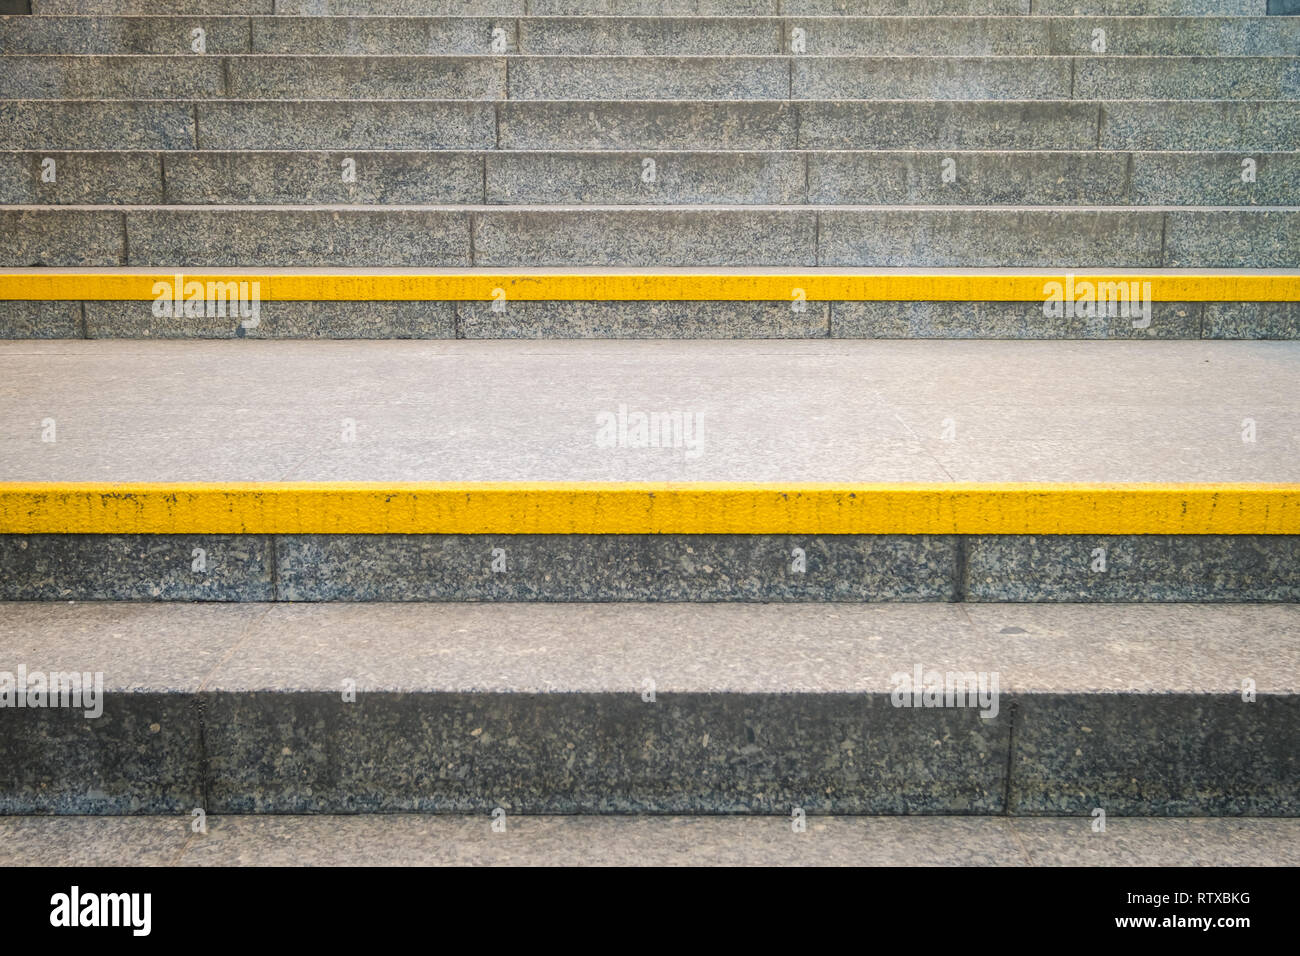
[[5, 151, 1298, 207], [4, 55, 1297, 102], [7, 300, 1298, 340], [8, 100, 1296, 151], [4, 690, 1293, 815], [6, 17, 1298, 57], [5, 207, 1296, 268], [3, 534, 1297, 602]]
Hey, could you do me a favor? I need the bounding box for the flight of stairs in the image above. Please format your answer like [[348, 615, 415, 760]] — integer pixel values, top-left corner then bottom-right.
[[1, 0, 1297, 834]]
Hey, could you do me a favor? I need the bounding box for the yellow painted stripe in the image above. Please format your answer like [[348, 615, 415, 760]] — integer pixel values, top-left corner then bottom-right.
[[0, 273, 1297, 303], [2, 483, 1298, 535]]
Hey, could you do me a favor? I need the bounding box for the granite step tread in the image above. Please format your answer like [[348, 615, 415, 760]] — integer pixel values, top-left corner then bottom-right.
[[2, 814, 1298, 866], [0, 600, 1295, 813], [1, 337, 1295, 484], [3, 340, 1295, 603]]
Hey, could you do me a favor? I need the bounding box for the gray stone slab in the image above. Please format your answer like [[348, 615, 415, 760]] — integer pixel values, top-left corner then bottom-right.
[[200, 690, 1004, 813], [0, 208, 123, 266], [798, 101, 1099, 149], [175, 815, 1027, 866], [123, 207, 471, 267], [0, 817, 191, 864], [85, 300, 458, 339], [965, 535, 1300, 602], [1037, 0, 1265, 12], [1165, 210, 1300, 268], [509, 56, 788, 100], [1013, 818, 1300, 866], [519, 17, 780, 56], [0, 16, 253, 54], [457, 300, 828, 338], [486, 151, 804, 205], [1101, 101, 1300, 151], [498, 100, 796, 150], [527, 0, 775, 12], [208, 602, 969, 691], [225, 55, 505, 100], [0, 697, 203, 813], [253, 16, 513, 55], [0, 54, 225, 99], [794, 56, 1071, 100], [1011, 693, 1298, 815], [276, 0, 525, 12], [0, 534, 275, 600], [807, 151, 1130, 205], [274, 534, 960, 602], [1075, 56, 1300, 100], [162, 150, 482, 204], [34, 0, 269, 11], [197, 100, 495, 150], [0, 300, 81, 338], [0, 600, 268, 687], [0, 151, 161, 204], [198, 602, 1293, 694], [831, 301, 1201, 339], [472, 209, 818, 266], [1048, 17, 1300, 56], [785, 1, 1027, 11], [0, 100, 195, 150], [2, 338, 1295, 483], [5, 814, 1297, 864], [817, 209, 1165, 267], [959, 602, 1300, 694], [786, 17, 1048, 55], [1130, 151, 1300, 206], [1204, 301, 1300, 339]]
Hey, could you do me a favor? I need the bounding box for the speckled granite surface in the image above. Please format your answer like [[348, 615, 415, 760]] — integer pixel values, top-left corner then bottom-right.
[[2, 815, 1297, 867], [0, 602, 1295, 814]]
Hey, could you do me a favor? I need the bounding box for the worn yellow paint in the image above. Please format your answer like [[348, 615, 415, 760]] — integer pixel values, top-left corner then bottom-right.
[[2, 483, 1297, 535], [0, 272, 1297, 302]]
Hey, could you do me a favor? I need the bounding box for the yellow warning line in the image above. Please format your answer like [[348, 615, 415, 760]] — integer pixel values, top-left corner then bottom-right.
[[0, 273, 1297, 302], [2, 483, 1297, 535]]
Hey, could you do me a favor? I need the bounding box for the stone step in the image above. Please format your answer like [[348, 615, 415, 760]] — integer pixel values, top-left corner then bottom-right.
[[2, 54, 1296, 101], [7, 99, 1295, 151], [5, 814, 1300, 865], [0, 338, 1296, 601], [7, 15, 1298, 56], [2, 150, 1297, 207], [3, 203, 1297, 267], [1, 600, 1295, 813], [24, 2, 1286, 19], [1, 268, 1294, 340]]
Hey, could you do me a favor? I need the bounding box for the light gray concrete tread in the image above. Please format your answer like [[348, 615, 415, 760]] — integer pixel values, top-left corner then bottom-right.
[[2, 601, 1295, 694], [2, 814, 1297, 867], [1, 339, 1296, 483]]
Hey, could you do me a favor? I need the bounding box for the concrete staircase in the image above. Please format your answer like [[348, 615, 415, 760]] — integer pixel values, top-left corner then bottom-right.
[[0, 0, 1297, 834]]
